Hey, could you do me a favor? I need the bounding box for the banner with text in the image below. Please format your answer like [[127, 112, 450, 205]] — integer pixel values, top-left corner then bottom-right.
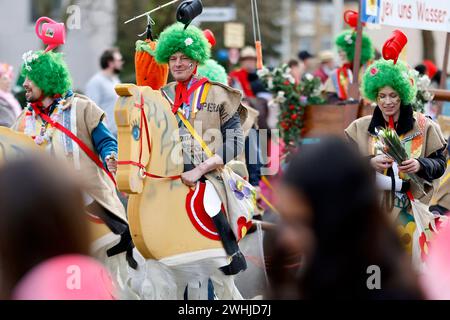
[[379, 0, 450, 32]]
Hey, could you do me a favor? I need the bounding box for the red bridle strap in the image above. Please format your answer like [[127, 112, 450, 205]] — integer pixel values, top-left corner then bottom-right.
[[117, 93, 181, 180]]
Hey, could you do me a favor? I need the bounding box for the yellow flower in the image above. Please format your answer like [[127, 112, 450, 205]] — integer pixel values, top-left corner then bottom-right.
[[397, 221, 416, 254]]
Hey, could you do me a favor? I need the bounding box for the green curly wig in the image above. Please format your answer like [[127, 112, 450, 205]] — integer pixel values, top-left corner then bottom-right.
[[197, 59, 228, 85], [21, 50, 72, 97], [362, 59, 417, 104], [335, 30, 374, 65], [154, 23, 210, 64]]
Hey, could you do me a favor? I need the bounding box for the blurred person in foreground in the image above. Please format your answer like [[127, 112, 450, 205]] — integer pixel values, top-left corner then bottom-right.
[[0, 156, 115, 300], [268, 137, 423, 299], [0, 63, 22, 127], [421, 222, 450, 299], [85, 48, 124, 137]]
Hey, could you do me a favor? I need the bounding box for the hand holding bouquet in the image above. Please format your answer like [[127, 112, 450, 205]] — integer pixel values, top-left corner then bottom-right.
[[375, 127, 425, 195]]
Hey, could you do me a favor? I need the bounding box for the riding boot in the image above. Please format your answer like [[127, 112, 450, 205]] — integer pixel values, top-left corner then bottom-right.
[[86, 201, 138, 269], [211, 211, 247, 275]]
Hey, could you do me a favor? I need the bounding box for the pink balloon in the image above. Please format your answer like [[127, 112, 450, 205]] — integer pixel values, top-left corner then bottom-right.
[[421, 221, 450, 299], [12, 254, 116, 300]]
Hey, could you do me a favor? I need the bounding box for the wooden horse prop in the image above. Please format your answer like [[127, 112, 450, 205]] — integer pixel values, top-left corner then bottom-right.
[[0, 127, 40, 163], [114, 84, 244, 299]]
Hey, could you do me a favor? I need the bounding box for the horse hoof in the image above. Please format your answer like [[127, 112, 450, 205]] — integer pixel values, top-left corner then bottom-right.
[[219, 251, 247, 275]]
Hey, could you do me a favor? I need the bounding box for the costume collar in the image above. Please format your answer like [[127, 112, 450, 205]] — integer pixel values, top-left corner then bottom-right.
[[173, 76, 194, 111], [172, 76, 208, 114], [28, 90, 74, 113], [368, 104, 415, 136]]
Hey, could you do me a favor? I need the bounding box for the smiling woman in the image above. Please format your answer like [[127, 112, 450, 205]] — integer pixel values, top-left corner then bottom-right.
[[376, 86, 402, 121], [345, 36, 447, 264]]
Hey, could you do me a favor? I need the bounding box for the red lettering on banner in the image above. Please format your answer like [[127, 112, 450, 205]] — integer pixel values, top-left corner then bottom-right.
[[398, 4, 412, 19], [416, 2, 448, 24], [381, 0, 393, 22]]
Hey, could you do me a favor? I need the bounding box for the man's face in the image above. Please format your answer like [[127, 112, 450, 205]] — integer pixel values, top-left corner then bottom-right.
[[338, 49, 349, 64], [112, 52, 124, 74], [23, 76, 43, 102], [324, 59, 335, 70], [240, 57, 257, 73], [169, 52, 197, 82]]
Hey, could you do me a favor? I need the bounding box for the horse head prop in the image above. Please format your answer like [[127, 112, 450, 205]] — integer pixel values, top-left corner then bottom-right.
[[114, 84, 226, 261]]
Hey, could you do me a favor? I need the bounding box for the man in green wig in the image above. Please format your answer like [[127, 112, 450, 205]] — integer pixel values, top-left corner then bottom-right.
[[155, 23, 249, 276], [13, 50, 136, 270]]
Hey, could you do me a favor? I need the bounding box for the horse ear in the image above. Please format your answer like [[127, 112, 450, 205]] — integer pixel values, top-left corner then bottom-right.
[[115, 84, 135, 97]]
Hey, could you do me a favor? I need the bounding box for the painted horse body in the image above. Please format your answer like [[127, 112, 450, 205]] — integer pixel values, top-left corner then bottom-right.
[[0, 127, 40, 163], [0, 126, 39, 164]]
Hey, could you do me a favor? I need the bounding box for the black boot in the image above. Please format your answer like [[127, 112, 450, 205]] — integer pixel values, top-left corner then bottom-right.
[[211, 212, 247, 275], [86, 201, 138, 269], [106, 227, 138, 270]]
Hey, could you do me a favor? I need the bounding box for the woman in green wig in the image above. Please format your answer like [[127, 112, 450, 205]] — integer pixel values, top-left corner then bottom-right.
[[345, 33, 446, 262]]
